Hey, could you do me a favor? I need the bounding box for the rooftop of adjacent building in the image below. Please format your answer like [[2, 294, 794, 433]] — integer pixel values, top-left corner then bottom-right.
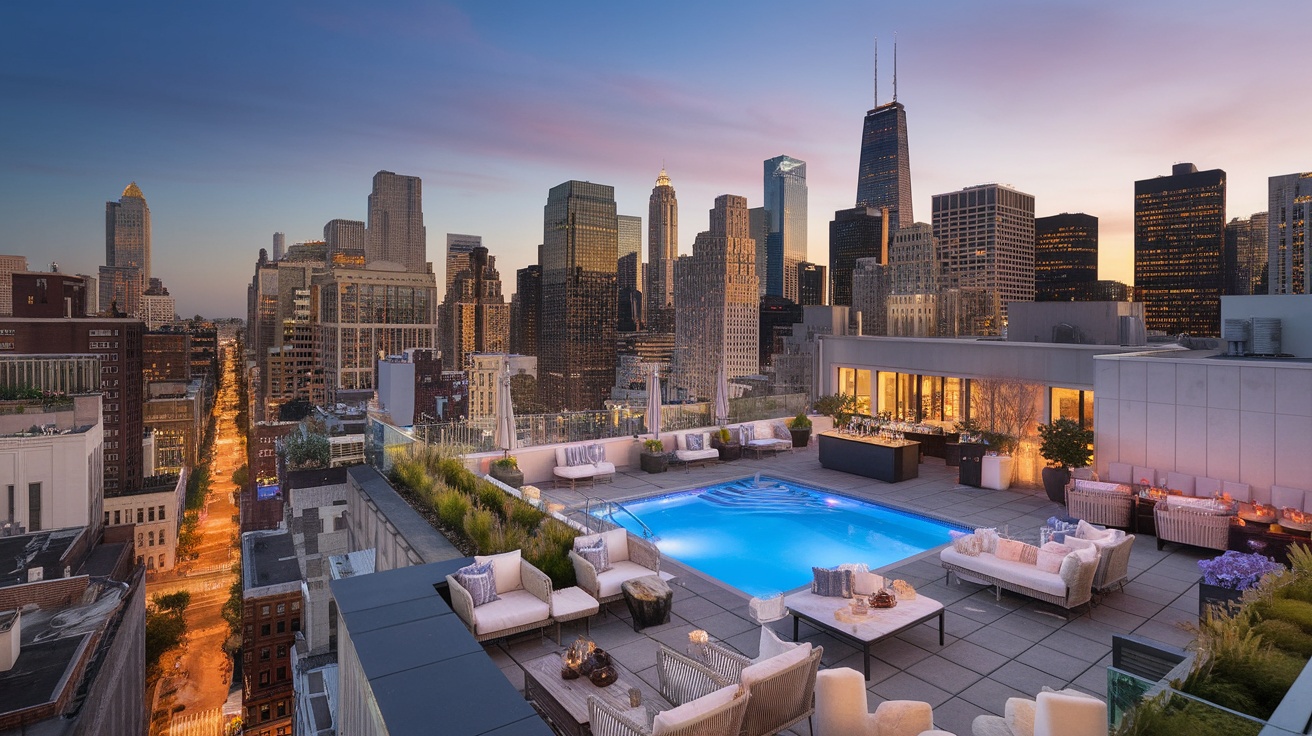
[[0, 394, 100, 438], [327, 549, 375, 581], [0, 528, 84, 589], [242, 530, 301, 596]]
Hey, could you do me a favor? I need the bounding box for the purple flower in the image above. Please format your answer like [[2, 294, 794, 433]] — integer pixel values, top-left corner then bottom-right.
[[1198, 550, 1284, 590]]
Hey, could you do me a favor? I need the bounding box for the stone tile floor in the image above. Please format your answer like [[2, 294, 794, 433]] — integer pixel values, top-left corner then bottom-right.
[[487, 446, 1207, 736]]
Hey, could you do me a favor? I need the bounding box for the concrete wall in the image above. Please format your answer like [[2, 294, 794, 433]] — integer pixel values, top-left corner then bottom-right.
[[0, 416, 103, 535], [1094, 351, 1312, 504], [344, 465, 460, 573], [289, 479, 349, 656], [1007, 301, 1143, 346]]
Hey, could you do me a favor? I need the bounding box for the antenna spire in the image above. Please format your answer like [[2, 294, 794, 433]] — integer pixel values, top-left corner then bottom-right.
[[893, 33, 898, 103], [873, 37, 878, 106]]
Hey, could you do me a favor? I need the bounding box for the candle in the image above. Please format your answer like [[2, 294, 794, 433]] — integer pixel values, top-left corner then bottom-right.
[[689, 630, 708, 645]]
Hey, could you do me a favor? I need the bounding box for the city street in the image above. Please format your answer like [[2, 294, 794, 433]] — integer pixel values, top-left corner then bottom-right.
[[151, 342, 245, 734]]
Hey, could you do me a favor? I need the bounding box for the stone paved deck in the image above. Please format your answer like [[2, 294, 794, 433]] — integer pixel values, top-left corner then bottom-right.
[[488, 444, 1206, 736]]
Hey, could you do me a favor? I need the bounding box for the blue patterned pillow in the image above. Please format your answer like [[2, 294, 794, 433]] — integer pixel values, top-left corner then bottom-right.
[[575, 538, 610, 572], [455, 561, 500, 607], [565, 445, 590, 466], [686, 433, 704, 451], [811, 567, 853, 598], [771, 422, 791, 441], [586, 443, 606, 463]]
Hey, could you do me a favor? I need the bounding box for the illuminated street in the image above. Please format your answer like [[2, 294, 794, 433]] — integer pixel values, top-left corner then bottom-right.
[[150, 341, 245, 734]]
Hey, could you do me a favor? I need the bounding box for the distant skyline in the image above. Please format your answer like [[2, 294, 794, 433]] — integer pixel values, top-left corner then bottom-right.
[[3, 1, 1310, 317]]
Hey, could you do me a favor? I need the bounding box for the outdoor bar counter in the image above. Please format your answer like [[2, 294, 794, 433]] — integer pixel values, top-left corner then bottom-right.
[[817, 430, 920, 482]]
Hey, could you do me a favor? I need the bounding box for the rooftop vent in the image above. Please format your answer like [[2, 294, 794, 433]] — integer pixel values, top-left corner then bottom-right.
[[1251, 317, 1282, 356], [1223, 318, 1250, 356], [0, 610, 19, 672]]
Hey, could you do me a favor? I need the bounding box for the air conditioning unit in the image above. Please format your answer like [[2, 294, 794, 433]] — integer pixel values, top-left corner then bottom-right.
[[1251, 317, 1282, 355], [1222, 318, 1251, 356]]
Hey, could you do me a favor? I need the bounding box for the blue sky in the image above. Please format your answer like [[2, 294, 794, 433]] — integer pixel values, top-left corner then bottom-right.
[[2, 1, 1309, 317]]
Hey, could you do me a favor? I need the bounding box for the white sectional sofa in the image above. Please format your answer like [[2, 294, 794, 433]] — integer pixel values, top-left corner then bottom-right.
[[939, 530, 1100, 611], [552, 442, 616, 489]]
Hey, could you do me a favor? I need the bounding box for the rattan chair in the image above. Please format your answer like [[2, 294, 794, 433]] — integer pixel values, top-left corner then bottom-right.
[[1088, 534, 1135, 594], [657, 642, 822, 736], [1066, 481, 1134, 528], [446, 556, 553, 642], [588, 688, 750, 736], [1154, 505, 1230, 551]]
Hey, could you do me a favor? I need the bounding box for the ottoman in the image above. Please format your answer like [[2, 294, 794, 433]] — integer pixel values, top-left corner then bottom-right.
[[550, 586, 599, 644]]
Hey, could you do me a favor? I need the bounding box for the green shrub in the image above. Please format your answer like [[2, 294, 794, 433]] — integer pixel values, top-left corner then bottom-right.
[[462, 507, 496, 552], [1253, 619, 1312, 657], [476, 481, 508, 517], [436, 457, 478, 495], [1114, 692, 1263, 736], [506, 498, 546, 530], [490, 523, 530, 555], [1274, 575, 1312, 604], [434, 488, 471, 529], [391, 459, 429, 493], [1253, 597, 1312, 634]]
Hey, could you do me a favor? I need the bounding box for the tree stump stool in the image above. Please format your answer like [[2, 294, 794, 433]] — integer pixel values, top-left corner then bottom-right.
[[621, 575, 672, 632]]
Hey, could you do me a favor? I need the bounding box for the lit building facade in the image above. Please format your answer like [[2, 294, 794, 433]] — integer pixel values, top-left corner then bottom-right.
[[617, 214, 643, 332], [933, 183, 1035, 334], [797, 262, 825, 306], [1134, 163, 1226, 336], [324, 219, 366, 265], [0, 255, 27, 316], [366, 171, 427, 273], [105, 182, 151, 284], [828, 206, 889, 308], [467, 353, 536, 427], [1035, 213, 1098, 301], [645, 170, 678, 324], [510, 265, 541, 357], [313, 265, 437, 399], [672, 195, 758, 401], [764, 155, 807, 301], [1226, 213, 1269, 296], [438, 245, 510, 371], [1268, 172, 1312, 295], [539, 181, 618, 411], [443, 233, 482, 296]]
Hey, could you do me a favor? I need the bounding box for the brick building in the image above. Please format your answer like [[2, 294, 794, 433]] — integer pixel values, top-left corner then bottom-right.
[[0, 317, 144, 495], [242, 529, 301, 736], [143, 331, 191, 383], [242, 421, 297, 533], [10, 272, 88, 318]]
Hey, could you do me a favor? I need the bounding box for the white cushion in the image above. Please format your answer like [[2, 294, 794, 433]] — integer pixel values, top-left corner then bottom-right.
[[676, 449, 719, 461], [1194, 477, 1222, 497], [652, 684, 742, 736], [475, 549, 522, 594], [871, 700, 933, 736], [1223, 480, 1252, 503], [1106, 462, 1133, 485], [1272, 485, 1308, 512], [554, 464, 595, 479], [740, 640, 811, 688], [471, 589, 550, 635], [1034, 691, 1106, 736], [814, 668, 872, 736], [575, 527, 630, 563], [1075, 520, 1115, 542], [755, 625, 799, 662], [1165, 472, 1195, 495], [551, 586, 600, 618], [1004, 697, 1036, 736], [1133, 466, 1157, 486], [1073, 480, 1129, 495], [555, 447, 568, 466], [594, 560, 652, 599], [593, 461, 616, 474]]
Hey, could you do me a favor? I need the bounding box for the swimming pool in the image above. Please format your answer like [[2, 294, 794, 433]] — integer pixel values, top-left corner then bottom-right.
[[593, 476, 968, 597]]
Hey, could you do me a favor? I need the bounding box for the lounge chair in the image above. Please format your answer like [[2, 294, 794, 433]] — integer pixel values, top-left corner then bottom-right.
[[588, 685, 749, 736], [569, 527, 662, 604], [657, 640, 822, 736], [446, 549, 552, 643]]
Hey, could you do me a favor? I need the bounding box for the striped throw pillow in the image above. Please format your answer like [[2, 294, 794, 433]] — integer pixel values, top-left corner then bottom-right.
[[811, 567, 853, 598], [455, 561, 500, 607]]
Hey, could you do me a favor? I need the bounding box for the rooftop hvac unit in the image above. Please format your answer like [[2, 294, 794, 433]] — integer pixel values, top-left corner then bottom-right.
[[1223, 318, 1251, 356], [1251, 317, 1282, 355]]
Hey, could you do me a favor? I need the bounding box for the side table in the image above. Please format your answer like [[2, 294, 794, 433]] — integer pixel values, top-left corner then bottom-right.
[[714, 441, 742, 461], [621, 575, 672, 632]]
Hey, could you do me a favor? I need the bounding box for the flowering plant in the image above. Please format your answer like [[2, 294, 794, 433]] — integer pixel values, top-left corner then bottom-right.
[[1198, 550, 1284, 590]]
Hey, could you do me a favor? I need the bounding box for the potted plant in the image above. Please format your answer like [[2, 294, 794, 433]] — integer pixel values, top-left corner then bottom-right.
[[1197, 550, 1284, 620], [1036, 418, 1094, 504], [640, 439, 668, 474], [814, 393, 860, 429], [787, 412, 812, 447], [489, 455, 523, 488], [710, 427, 741, 461]]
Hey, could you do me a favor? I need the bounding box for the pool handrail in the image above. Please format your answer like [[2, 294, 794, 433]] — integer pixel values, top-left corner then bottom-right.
[[582, 496, 656, 539]]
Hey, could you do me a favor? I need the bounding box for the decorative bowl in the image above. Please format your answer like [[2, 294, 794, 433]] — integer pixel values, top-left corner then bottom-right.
[[590, 665, 619, 688]]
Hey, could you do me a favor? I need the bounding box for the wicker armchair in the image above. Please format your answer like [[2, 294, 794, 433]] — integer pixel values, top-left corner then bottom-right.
[[657, 642, 822, 736], [1154, 505, 1230, 551], [588, 688, 750, 736], [446, 555, 553, 642], [1066, 481, 1134, 528], [570, 528, 662, 604]]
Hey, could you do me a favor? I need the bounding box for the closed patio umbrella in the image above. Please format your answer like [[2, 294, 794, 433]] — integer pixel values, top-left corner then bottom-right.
[[714, 364, 730, 425], [646, 364, 662, 438], [494, 358, 516, 455]]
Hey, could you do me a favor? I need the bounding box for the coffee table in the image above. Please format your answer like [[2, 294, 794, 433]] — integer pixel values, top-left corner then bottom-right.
[[784, 590, 944, 680], [522, 652, 669, 736]]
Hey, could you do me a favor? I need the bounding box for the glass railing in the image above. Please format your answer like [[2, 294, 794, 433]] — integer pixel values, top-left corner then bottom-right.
[[365, 393, 811, 473], [1107, 666, 1265, 735]]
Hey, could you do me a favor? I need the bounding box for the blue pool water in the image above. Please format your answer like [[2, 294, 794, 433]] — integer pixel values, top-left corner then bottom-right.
[[594, 476, 968, 597]]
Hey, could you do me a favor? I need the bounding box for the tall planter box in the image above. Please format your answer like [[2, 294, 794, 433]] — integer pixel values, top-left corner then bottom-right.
[[640, 452, 668, 474], [1198, 582, 1244, 620]]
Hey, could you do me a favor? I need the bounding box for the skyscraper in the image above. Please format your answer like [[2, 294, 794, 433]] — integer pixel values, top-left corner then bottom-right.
[[324, 220, 366, 265], [748, 207, 769, 296], [444, 233, 482, 296], [1034, 213, 1098, 301], [933, 183, 1035, 334], [797, 262, 825, 306], [438, 245, 510, 371], [0, 255, 28, 316], [1226, 213, 1269, 296], [1134, 163, 1226, 336], [106, 182, 151, 283], [1268, 172, 1312, 295], [855, 103, 912, 228], [617, 215, 643, 332], [273, 232, 286, 262], [540, 181, 618, 411], [366, 171, 427, 273], [646, 169, 678, 325], [851, 222, 939, 336], [672, 195, 758, 401], [828, 206, 889, 307], [510, 265, 541, 357], [764, 155, 808, 301]]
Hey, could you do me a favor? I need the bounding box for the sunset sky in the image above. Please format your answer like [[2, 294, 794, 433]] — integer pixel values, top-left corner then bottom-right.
[[2, 0, 1309, 317]]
